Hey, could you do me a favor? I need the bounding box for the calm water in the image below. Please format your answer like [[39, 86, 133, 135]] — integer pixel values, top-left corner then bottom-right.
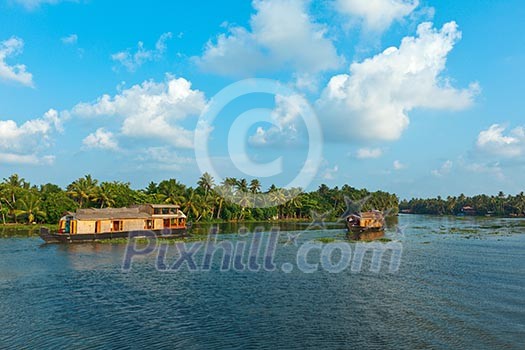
[[0, 215, 524, 349]]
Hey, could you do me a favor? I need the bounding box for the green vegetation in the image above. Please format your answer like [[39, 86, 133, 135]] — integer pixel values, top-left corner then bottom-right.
[[400, 192, 525, 217], [449, 228, 478, 234], [315, 237, 339, 243], [0, 173, 399, 225]]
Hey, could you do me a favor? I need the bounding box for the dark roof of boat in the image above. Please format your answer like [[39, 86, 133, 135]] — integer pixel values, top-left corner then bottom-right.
[[74, 207, 150, 220]]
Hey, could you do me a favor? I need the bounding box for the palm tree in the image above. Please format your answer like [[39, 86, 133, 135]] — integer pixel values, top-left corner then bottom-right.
[[95, 183, 116, 208], [203, 194, 216, 220], [197, 172, 215, 198], [145, 182, 158, 195], [268, 188, 286, 218], [249, 179, 261, 194], [67, 175, 98, 208], [158, 179, 186, 205], [2, 174, 27, 205], [235, 190, 252, 220], [146, 192, 167, 204], [183, 189, 204, 221], [213, 185, 229, 220], [2, 174, 30, 223], [0, 184, 8, 224], [14, 193, 46, 224], [248, 179, 261, 209], [223, 177, 238, 187], [236, 178, 248, 192], [518, 192, 525, 215], [286, 188, 303, 218]]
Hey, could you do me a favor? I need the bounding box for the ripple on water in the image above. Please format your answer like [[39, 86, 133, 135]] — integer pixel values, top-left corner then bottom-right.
[[0, 217, 524, 349]]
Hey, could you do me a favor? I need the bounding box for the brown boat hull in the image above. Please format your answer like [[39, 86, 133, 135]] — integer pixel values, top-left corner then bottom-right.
[[39, 227, 187, 244], [346, 224, 384, 241]]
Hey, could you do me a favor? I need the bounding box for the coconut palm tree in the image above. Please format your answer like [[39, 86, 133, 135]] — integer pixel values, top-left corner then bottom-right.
[[236, 178, 248, 192], [213, 185, 230, 220], [183, 189, 203, 221], [248, 179, 261, 209], [222, 177, 238, 187], [67, 175, 98, 208], [268, 188, 286, 218], [285, 188, 303, 218], [158, 179, 186, 205], [236, 190, 252, 220], [249, 179, 261, 194], [14, 193, 46, 224], [1, 175, 32, 223], [197, 172, 215, 198], [95, 182, 116, 208], [2, 174, 28, 204], [145, 182, 158, 195], [0, 184, 8, 224], [2, 174, 29, 222]]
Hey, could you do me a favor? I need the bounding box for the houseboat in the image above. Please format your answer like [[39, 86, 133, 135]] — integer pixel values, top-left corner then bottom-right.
[[346, 211, 385, 240], [39, 204, 187, 243]]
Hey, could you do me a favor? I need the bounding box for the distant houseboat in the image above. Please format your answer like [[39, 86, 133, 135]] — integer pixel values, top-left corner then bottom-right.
[[39, 204, 187, 243], [346, 211, 385, 240], [461, 206, 476, 216]]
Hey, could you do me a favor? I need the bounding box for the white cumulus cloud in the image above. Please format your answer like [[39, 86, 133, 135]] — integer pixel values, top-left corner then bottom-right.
[[335, 0, 419, 32], [0, 37, 34, 87], [322, 165, 339, 180], [196, 0, 343, 81], [0, 109, 64, 164], [317, 21, 479, 143], [72, 75, 207, 149], [82, 128, 119, 151], [463, 161, 504, 181], [111, 32, 173, 72], [0, 153, 54, 165], [249, 93, 310, 146], [476, 124, 525, 158], [135, 146, 193, 171], [355, 147, 383, 159], [431, 160, 453, 177]]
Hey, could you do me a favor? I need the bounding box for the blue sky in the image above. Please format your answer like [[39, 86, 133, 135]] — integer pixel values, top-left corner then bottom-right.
[[1, 0, 524, 199]]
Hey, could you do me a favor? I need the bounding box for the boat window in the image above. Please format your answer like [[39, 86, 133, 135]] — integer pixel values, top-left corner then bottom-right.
[[112, 220, 123, 231], [145, 220, 154, 230], [154, 208, 162, 215]]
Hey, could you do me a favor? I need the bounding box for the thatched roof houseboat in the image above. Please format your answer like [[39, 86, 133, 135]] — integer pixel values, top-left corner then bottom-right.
[[346, 210, 385, 240], [39, 204, 187, 243]]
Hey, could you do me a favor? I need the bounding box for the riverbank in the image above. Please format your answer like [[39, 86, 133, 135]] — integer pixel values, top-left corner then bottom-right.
[[1, 223, 55, 229], [0, 220, 342, 238]]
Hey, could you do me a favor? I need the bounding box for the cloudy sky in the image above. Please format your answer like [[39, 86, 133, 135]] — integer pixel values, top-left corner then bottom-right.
[[1, 0, 524, 198]]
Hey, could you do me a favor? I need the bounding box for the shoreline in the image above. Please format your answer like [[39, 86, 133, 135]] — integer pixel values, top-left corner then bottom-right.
[[399, 213, 525, 219]]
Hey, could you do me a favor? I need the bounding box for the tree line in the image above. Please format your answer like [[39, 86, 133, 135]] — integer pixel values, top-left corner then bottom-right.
[[400, 192, 525, 217], [0, 173, 399, 224]]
